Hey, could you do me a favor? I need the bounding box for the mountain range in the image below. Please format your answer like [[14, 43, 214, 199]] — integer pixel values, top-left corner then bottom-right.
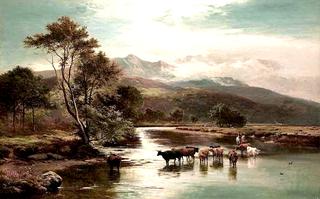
[[35, 54, 320, 125]]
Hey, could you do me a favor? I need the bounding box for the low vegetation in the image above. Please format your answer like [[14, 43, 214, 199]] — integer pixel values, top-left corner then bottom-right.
[[209, 103, 246, 127]]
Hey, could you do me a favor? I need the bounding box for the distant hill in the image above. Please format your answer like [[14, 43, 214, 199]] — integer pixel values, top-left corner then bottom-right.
[[121, 77, 320, 125], [169, 79, 320, 108], [170, 78, 248, 88], [121, 77, 173, 90], [114, 54, 175, 80], [35, 69, 56, 78]]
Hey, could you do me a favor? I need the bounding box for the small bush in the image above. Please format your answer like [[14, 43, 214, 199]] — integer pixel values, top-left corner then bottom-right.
[[0, 146, 11, 159], [209, 103, 247, 127]]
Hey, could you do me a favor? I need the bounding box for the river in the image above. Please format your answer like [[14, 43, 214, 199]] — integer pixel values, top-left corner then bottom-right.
[[47, 127, 320, 199]]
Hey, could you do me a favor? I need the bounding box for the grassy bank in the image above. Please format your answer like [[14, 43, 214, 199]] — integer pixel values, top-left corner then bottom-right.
[[174, 125, 320, 148]]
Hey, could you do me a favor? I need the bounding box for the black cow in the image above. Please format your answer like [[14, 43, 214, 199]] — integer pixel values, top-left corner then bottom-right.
[[157, 150, 182, 166]]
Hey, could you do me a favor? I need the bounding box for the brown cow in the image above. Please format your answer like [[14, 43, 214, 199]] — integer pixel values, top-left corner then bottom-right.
[[235, 143, 250, 157], [107, 154, 122, 172], [228, 150, 238, 168], [210, 147, 224, 163], [199, 147, 210, 164], [172, 147, 199, 162]]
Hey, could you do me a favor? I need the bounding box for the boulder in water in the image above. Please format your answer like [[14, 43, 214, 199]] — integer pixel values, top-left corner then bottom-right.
[[28, 153, 48, 160], [47, 153, 64, 160], [40, 171, 62, 192]]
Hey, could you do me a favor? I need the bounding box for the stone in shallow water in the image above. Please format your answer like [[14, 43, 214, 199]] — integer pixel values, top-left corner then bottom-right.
[[28, 153, 48, 160], [47, 153, 64, 160], [40, 171, 62, 192]]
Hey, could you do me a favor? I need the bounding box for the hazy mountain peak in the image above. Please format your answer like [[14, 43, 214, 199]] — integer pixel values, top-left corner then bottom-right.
[[126, 54, 141, 60], [115, 54, 175, 80]]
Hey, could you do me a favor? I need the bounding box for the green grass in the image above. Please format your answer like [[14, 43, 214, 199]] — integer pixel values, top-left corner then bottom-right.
[[140, 88, 171, 96], [0, 130, 77, 147]]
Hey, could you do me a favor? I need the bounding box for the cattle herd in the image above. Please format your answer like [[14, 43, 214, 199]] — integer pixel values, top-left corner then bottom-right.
[[157, 143, 260, 168], [107, 141, 261, 172]]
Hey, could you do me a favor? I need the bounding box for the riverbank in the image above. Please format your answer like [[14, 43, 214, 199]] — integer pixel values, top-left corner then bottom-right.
[[173, 125, 320, 148], [0, 130, 107, 197]]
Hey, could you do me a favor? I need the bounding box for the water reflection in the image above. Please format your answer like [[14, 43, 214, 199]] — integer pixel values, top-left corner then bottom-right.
[[228, 167, 237, 181], [181, 162, 195, 171], [247, 157, 257, 168], [108, 172, 121, 183], [50, 127, 320, 199], [211, 162, 224, 171], [199, 164, 208, 175], [160, 165, 181, 173], [159, 161, 195, 173]]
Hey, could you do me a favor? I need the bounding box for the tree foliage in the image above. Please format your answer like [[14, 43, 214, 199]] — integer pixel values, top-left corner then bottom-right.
[[141, 108, 166, 122], [97, 86, 143, 121], [24, 16, 120, 144], [170, 108, 184, 123], [190, 115, 199, 123], [74, 51, 120, 107], [209, 103, 247, 127], [0, 66, 49, 131], [87, 106, 135, 146]]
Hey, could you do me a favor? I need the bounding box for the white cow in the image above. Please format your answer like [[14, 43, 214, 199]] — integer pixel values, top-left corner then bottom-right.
[[247, 146, 260, 158]]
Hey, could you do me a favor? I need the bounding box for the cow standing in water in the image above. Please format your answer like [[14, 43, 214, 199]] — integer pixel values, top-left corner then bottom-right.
[[107, 154, 122, 173], [236, 143, 250, 157], [157, 150, 182, 166], [199, 147, 210, 165], [210, 147, 224, 164], [172, 146, 199, 162], [228, 150, 238, 168], [247, 146, 261, 158]]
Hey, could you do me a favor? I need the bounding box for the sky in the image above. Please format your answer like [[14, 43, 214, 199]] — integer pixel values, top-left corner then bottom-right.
[[0, 0, 319, 101]]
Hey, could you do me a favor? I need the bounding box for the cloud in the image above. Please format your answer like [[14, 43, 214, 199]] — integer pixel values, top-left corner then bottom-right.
[[171, 53, 320, 102], [1, 0, 319, 102]]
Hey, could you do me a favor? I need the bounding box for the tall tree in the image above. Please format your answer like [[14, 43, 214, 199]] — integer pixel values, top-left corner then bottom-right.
[[24, 16, 103, 144], [74, 51, 120, 133], [25, 77, 50, 131], [0, 66, 49, 131]]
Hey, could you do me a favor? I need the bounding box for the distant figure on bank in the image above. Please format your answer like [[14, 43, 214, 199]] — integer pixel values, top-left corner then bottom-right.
[[236, 134, 240, 145], [241, 134, 246, 144], [107, 154, 122, 173]]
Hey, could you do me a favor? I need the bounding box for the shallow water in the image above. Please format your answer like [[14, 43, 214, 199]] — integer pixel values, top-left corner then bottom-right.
[[47, 127, 320, 199]]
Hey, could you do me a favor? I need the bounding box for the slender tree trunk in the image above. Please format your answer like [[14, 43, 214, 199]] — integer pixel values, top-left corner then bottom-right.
[[13, 103, 16, 132], [62, 74, 90, 144], [32, 106, 35, 132], [6, 111, 9, 128], [13, 111, 16, 132], [51, 55, 90, 144], [22, 104, 25, 131]]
